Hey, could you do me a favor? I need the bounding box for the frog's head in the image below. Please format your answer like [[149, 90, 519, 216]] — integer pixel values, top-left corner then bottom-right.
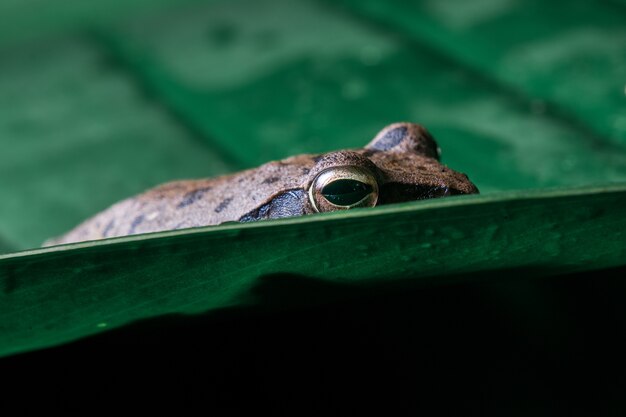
[[305, 122, 478, 214], [239, 122, 478, 223]]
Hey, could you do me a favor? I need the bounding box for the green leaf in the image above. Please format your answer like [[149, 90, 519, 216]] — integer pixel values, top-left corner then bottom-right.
[[0, 0, 625, 357], [334, 0, 626, 147], [1, 186, 626, 357]]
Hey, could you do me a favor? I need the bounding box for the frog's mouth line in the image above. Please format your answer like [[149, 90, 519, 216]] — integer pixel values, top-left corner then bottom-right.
[[377, 183, 463, 205]]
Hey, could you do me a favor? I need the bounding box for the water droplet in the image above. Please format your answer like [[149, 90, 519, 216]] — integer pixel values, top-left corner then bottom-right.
[[341, 79, 367, 100], [360, 46, 383, 65], [613, 115, 626, 132]]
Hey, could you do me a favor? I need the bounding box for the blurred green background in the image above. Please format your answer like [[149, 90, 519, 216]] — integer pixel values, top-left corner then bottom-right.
[[1, 1, 626, 412], [1, 0, 625, 252]]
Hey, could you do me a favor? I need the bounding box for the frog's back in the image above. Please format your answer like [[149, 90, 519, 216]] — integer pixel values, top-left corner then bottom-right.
[[44, 156, 316, 246]]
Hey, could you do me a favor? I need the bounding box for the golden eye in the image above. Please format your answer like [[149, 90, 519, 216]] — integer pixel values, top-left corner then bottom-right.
[[309, 166, 379, 213]]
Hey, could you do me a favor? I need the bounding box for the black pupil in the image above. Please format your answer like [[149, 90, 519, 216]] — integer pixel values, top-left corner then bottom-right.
[[321, 179, 373, 206]]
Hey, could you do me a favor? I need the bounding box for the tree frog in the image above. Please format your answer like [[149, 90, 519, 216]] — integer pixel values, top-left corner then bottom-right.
[[45, 123, 478, 245]]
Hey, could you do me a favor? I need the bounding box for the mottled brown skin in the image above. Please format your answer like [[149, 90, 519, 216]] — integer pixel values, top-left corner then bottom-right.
[[44, 123, 478, 246]]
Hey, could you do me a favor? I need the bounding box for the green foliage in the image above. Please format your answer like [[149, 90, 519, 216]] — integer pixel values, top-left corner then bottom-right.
[[0, 0, 625, 356]]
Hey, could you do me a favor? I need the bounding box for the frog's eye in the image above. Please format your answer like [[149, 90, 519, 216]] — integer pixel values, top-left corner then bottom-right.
[[309, 166, 379, 213]]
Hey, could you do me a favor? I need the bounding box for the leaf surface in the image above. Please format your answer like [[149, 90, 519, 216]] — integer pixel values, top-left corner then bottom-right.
[[0, 0, 625, 357]]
